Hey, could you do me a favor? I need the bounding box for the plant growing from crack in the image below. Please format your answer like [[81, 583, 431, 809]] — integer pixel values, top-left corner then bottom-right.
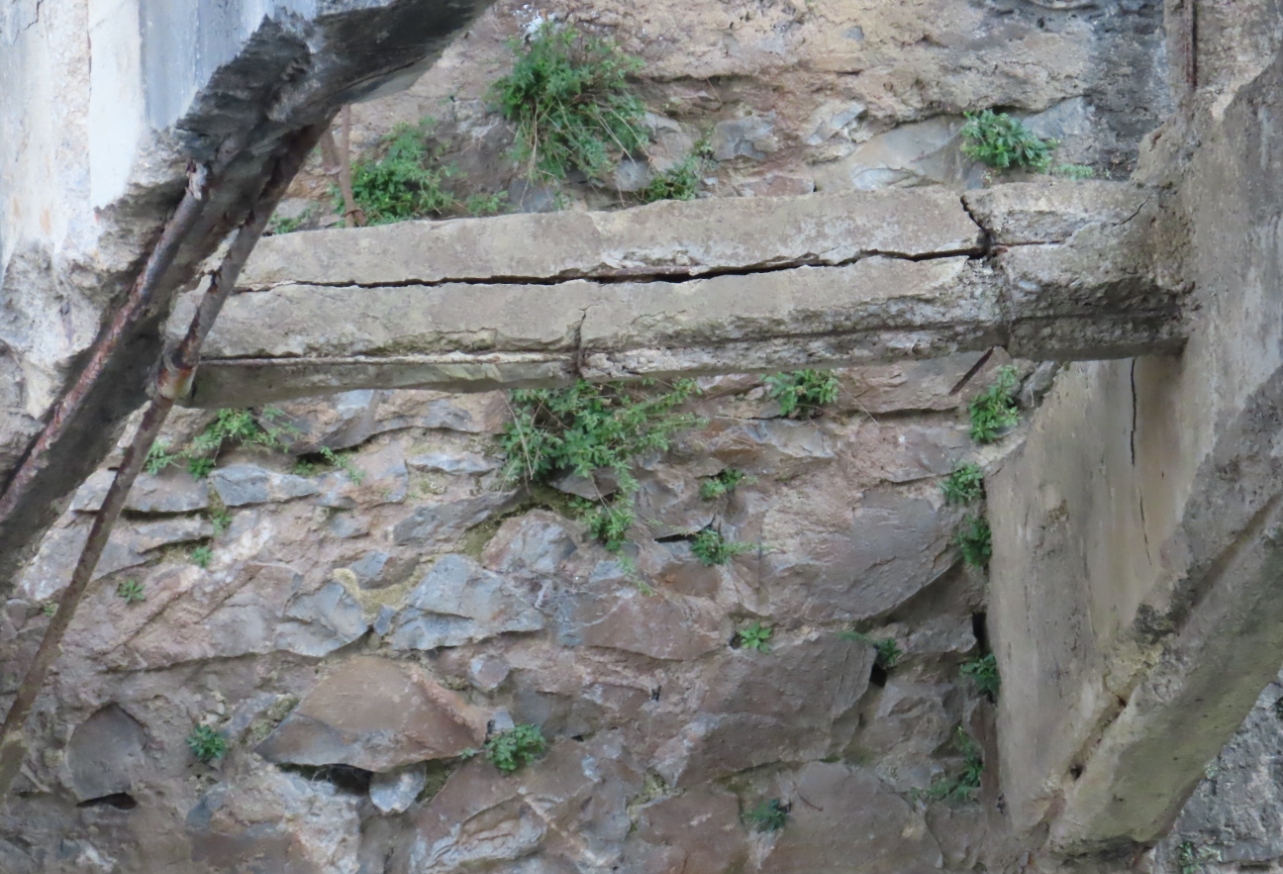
[[941, 462, 985, 504], [735, 621, 773, 653], [960, 110, 1056, 172], [497, 379, 703, 552], [745, 798, 790, 832], [840, 630, 902, 668], [924, 727, 984, 803], [690, 528, 754, 566], [765, 369, 840, 418], [954, 514, 992, 568], [484, 724, 547, 774], [641, 139, 714, 203], [190, 545, 214, 570], [1176, 840, 1221, 874], [115, 579, 145, 605], [961, 653, 1000, 697], [187, 724, 227, 764], [968, 366, 1020, 444], [490, 21, 648, 183], [700, 468, 751, 500]]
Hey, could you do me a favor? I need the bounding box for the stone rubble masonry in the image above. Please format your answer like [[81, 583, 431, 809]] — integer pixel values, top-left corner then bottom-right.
[[186, 181, 1185, 406]]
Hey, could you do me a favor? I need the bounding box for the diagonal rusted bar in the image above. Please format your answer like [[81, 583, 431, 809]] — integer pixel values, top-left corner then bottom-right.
[[0, 121, 328, 797]]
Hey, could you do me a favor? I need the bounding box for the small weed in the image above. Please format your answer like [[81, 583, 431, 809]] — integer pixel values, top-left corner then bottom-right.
[[1176, 841, 1221, 874], [690, 528, 754, 566], [1051, 163, 1095, 180], [840, 631, 901, 668], [498, 379, 703, 552], [735, 621, 773, 653], [961, 653, 1000, 697], [968, 366, 1020, 443], [41, 602, 57, 617], [641, 141, 713, 203], [954, 514, 992, 568], [700, 468, 750, 500], [187, 457, 216, 479], [960, 110, 1056, 172], [183, 407, 295, 478], [267, 206, 312, 235], [115, 579, 145, 605], [208, 508, 232, 537], [462, 191, 509, 216], [340, 120, 457, 225], [942, 463, 985, 504], [320, 447, 365, 485], [484, 724, 547, 774], [145, 442, 179, 475], [490, 22, 648, 182], [187, 724, 227, 764], [746, 798, 790, 832], [190, 545, 213, 569], [925, 727, 984, 803], [765, 370, 839, 418]]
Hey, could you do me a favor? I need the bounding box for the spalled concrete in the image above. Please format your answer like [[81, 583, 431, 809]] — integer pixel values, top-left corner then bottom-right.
[[185, 181, 1184, 406]]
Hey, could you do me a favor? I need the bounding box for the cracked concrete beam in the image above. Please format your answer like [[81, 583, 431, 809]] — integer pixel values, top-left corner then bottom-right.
[[236, 187, 985, 288]]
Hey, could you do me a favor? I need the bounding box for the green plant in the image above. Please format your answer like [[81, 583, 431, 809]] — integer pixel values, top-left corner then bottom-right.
[[968, 366, 1020, 443], [490, 22, 648, 182], [1051, 162, 1095, 180], [187, 457, 216, 479], [746, 798, 790, 832], [961, 653, 1000, 697], [462, 191, 509, 216], [960, 110, 1056, 172], [267, 206, 313, 235], [115, 579, 145, 605], [190, 545, 213, 569], [320, 446, 366, 485], [339, 120, 458, 225], [941, 463, 985, 504], [484, 724, 547, 773], [41, 602, 57, 617], [641, 141, 712, 203], [183, 407, 294, 478], [764, 369, 840, 418], [735, 621, 773, 653], [954, 514, 992, 568], [1176, 841, 1221, 874], [187, 724, 227, 764], [145, 442, 179, 475], [840, 631, 901, 668], [498, 379, 702, 551], [925, 727, 984, 803], [690, 528, 753, 566], [700, 468, 749, 500], [208, 508, 232, 537]]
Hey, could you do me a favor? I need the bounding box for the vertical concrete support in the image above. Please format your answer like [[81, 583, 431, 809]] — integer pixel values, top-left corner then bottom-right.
[[988, 26, 1283, 856]]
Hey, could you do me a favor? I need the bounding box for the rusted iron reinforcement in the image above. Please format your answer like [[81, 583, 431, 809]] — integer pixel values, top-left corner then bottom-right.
[[0, 122, 329, 796]]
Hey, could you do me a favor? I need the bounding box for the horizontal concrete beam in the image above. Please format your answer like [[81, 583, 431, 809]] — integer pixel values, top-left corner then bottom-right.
[[186, 182, 1185, 405]]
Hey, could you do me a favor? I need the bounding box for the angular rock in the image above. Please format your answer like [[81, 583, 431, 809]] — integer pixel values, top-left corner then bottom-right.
[[66, 705, 148, 803], [210, 464, 320, 507], [272, 390, 381, 453], [480, 510, 577, 575], [702, 418, 836, 479], [257, 656, 487, 771], [758, 763, 943, 873], [626, 787, 749, 874], [633, 466, 715, 538], [375, 390, 510, 435], [370, 764, 428, 814], [187, 768, 362, 874], [654, 635, 872, 785], [387, 554, 544, 651], [550, 588, 726, 661], [71, 469, 209, 514], [711, 113, 778, 161], [274, 581, 369, 657], [408, 451, 499, 475], [313, 443, 409, 509], [392, 491, 521, 547]]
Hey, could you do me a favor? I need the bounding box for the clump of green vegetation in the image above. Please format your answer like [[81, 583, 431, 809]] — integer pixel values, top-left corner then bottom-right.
[[498, 379, 703, 552], [764, 369, 840, 418], [960, 110, 1056, 173], [735, 621, 773, 653], [190, 545, 213, 570], [961, 653, 1000, 697], [208, 507, 232, 537], [746, 798, 790, 832], [690, 528, 754, 566], [968, 366, 1020, 444], [187, 724, 227, 764], [490, 22, 648, 182], [462, 191, 509, 216], [115, 579, 145, 605], [1051, 162, 1095, 180], [145, 441, 180, 475], [954, 514, 992, 569], [641, 141, 713, 203], [700, 468, 749, 500], [484, 724, 547, 774], [266, 206, 313, 236], [942, 463, 985, 504], [925, 727, 984, 803], [341, 120, 458, 225], [1176, 841, 1220, 874], [294, 446, 366, 485], [41, 602, 57, 618], [156, 407, 294, 479], [841, 631, 902, 668]]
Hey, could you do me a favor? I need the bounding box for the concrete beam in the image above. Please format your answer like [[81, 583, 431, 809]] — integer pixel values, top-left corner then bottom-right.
[[187, 182, 1183, 406]]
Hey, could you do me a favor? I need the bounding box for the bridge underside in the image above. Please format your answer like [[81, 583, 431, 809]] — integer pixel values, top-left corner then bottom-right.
[[184, 182, 1182, 406]]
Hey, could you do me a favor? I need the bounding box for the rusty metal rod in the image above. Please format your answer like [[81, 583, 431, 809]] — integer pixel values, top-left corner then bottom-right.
[[0, 122, 327, 796]]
